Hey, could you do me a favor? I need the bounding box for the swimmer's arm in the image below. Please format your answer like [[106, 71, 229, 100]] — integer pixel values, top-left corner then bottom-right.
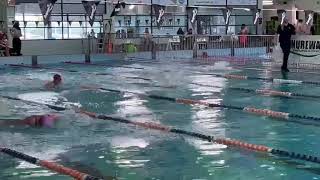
[[0, 119, 24, 126]]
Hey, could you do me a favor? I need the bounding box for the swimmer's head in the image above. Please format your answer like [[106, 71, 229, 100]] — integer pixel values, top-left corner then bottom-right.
[[40, 114, 59, 128], [53, 74, 62, 85]]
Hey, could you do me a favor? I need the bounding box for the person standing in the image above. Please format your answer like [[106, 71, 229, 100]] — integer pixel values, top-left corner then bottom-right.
[[239, 24, 249, 47], [10, 21, 22, 56], [277, 19, 295, 72]]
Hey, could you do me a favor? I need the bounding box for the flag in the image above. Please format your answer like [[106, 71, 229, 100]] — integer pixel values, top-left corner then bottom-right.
[[110, 1, 126, 17], [38, 0, 57, 25], [223, 8, 231, 26], [187, 7, 197, 28], [254, 9, 261, 25], [153, 4, 165, 28], [305, 10, 313, 25], [82, 0, 100, 26], [277, 9, 286, 25]]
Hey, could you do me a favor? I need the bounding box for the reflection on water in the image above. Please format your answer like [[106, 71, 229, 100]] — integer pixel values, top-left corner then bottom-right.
[[1, 60, 320, 179]]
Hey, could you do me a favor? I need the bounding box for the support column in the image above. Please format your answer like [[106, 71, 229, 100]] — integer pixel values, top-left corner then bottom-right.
[[0, 0, 8, 32]]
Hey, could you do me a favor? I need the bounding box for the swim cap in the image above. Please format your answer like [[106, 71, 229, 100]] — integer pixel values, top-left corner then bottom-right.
[[41, 114, 59, 128], [54, 74, 62, 81]]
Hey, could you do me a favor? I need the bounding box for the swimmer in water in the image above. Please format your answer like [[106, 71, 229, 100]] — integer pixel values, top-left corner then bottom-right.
[[0, 114, 59, 128], [45, 74, 62, 90]]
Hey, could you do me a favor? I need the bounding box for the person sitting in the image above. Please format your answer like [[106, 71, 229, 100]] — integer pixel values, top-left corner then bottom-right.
[[0, 114, 59, 128], [0, 32, 10, 56], [45, 74, 62, 90]]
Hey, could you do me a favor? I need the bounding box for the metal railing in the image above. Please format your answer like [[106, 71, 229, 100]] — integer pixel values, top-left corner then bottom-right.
[[99, 34, 278, 61]]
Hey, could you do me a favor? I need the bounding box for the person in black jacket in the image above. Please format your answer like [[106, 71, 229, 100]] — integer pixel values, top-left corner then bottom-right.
[[277, 18, 295, 72]]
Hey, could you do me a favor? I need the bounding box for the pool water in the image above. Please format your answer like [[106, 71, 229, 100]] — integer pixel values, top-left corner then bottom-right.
[[1, 59, 320, 180]]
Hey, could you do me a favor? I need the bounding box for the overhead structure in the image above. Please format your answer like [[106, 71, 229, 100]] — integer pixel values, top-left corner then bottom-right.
[[82, 0, 100, 26], [38, 0, 57, 25]]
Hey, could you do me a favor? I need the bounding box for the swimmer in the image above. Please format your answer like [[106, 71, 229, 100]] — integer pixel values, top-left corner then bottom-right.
[[0, 114, 59, 128], [45, 74, 62, 90]]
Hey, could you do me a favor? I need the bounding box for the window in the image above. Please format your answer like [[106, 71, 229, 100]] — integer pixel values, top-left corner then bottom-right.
[[15, 1, 104, 39]]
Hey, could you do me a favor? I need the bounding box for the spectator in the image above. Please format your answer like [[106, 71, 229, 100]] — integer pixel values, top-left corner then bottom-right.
[[0, 32, 10, 56], [177, 28, 184, 35], [187, 28, 193, 35], [10, 21, 22, 56], [295, 19, 306, 35], [186, 29, 194, 49], [277, 18, 295, 72], [310, 25, 316, 35], [177, 28, 185, 49], [239, 24, 249, 47], [143, 28, 151, 51]]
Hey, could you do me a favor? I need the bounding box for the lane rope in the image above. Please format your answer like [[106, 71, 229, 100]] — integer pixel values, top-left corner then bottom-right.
[[63, 61, 144, 70], [5, 64, 320, 122], [0, 95, 66, 111], [197, 72, 320, 86], [8, 64, 155, 83], [78, 109, 320, 165], [2, 93, 320, 166], [83, 87, 320, 125], [0, 147, 101, 180], [190, 83, 320, 99]]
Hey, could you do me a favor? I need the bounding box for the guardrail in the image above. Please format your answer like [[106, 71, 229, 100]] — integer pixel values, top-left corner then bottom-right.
[[103, 34, 278, 61]]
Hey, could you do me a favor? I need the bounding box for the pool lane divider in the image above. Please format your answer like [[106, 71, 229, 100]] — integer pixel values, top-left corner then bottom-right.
[[63, 61, 145, 70], [0, 147, 101, 180], [8, 64, 78, 73], [0, 95, 66, 111], [197, 73, 320, 86], [190, 83, 320, 99], [84, 87, 320, 124], [78, 109, 320, 165], [7, 64, 153, 82], [236, 66, 320, 76], [2, 94, 320, 165]]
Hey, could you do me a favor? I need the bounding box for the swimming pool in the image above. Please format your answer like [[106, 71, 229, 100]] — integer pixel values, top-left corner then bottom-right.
[[1, 58, 320, 180]]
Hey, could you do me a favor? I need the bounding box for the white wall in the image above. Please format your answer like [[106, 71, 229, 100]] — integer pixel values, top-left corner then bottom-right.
[[21, 39, 97, 56]]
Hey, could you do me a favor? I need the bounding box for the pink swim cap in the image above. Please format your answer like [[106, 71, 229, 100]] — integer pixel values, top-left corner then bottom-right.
[[41, 114, 59, 128]]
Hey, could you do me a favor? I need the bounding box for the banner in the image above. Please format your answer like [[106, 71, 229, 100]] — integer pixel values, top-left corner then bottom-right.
[[153, 0, 186, 6], [153, 4, 165, 28], [111, 0, 185, 5], [189, 0, 225, 6], [277, 9, 286, 24], [38, 0, 57, 25], [227, 0, 256, 5], [254, 9, 261, 25], [305, 10, 313, 25], [110, 1, 126, 17], [275, 35, 320, 64], [82, 0, 100, 26], [222, 8, 231, 26], [187, 7, 197, 29]]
